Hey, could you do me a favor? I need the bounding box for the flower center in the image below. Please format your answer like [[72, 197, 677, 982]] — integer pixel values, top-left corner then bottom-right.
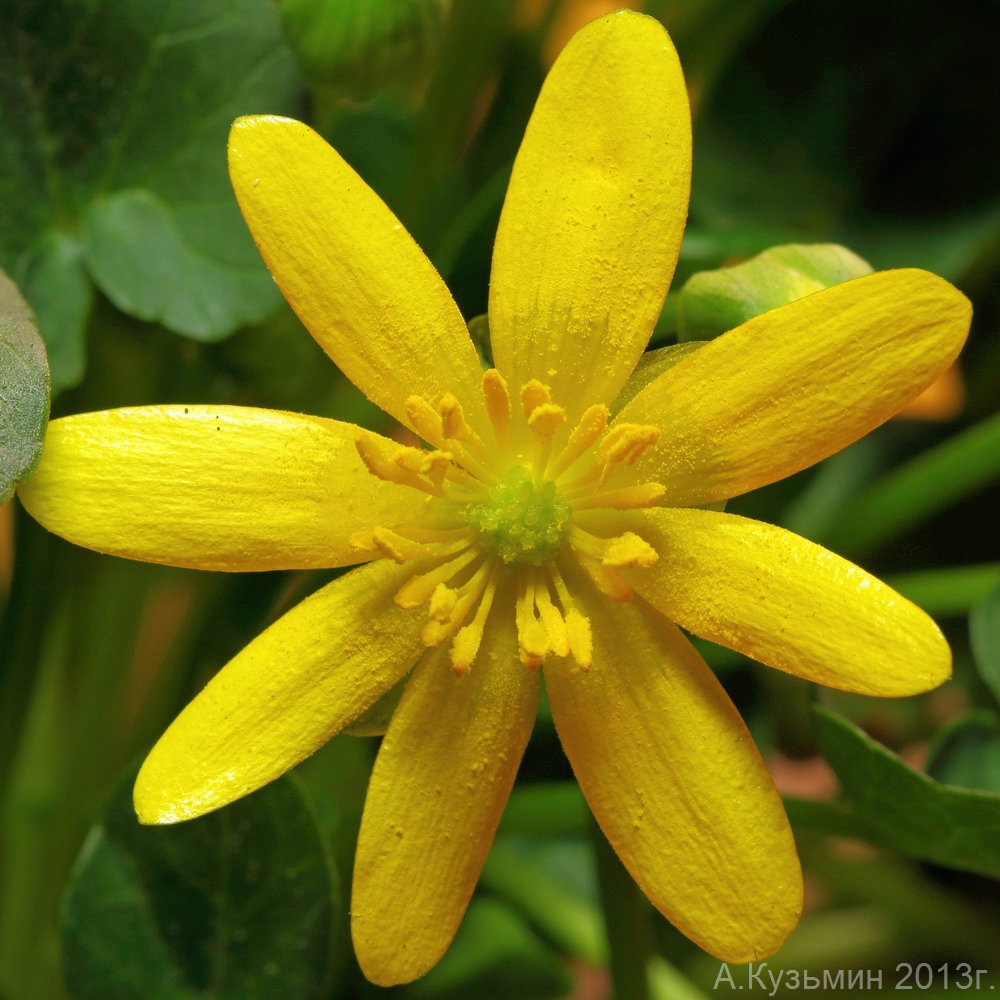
[[464, 466, 570, 566]]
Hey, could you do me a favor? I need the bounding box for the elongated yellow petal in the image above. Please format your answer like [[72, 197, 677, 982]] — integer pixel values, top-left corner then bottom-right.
[[18, 406, 436, 571], [134, 560, 426, 823], [617, 269, 971, 505], [352, 583, 538, 986], [626, 507, 951, 695], [545, 579, 802, 961], [489, 11, 690, 424], [229, 116, 487, 437]]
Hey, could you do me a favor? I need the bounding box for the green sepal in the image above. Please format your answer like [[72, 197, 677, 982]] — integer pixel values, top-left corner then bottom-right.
[[0, 267, 50, 505], [676, 243, 873, 341], [281, 0, 449, 95]]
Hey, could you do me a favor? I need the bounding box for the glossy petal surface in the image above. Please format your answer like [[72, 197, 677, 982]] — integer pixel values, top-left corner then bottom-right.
[[18, 406, 433, 570], [135, 560, 426, 823], [618, 269, 971, 505], [229, 116, 487, 436], [546, 579, 802, 961], [626, 507, 951, 695], [352, 588, 538, 986], [489, 12, 690, 424]]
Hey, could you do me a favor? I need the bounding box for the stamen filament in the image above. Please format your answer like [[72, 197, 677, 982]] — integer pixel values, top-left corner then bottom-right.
[[549, 404, 609, 480], [450, 563, 501, 675], [482, 369, 513, 457], [568, 482, 665, 510], [395, 547, 480, 608]]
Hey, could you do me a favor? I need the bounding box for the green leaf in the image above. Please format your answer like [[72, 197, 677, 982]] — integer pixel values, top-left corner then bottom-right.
[[62, 770, 339, 1000], [813, 706, 1000, 879], [0, 267, 50, 505], [970, 582, 1000, 704], [281, 0, 449, 95], [926, 712, 1000, 794], [399, 897, 572, 1000], [676, 243, 872, 342], [824, 412, 1000, 557], [0, 0, 301, 388], [884, 563, 1000, 620]]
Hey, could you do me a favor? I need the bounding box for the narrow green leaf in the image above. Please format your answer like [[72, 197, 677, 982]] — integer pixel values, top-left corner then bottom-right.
[[884, 563, 1000, 619], [481, 840, 606, 965], [813, 706, 1000, 879], [0, 267, 50, 504], [926, 712, 1000, 794], [824, 412, 1000, 557], [62, 771, 339, 1000], [970, 582, 1000, 703]]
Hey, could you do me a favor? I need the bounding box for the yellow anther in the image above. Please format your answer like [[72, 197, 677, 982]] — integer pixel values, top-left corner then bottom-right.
[[449, 568, 499, 675], [516, 576, 549, 667], [550, 404, 609, 478], [372, 527, 427, 564], [564, 608, 593, 670], [428, 583, 459, 621], [520, 379, 552, 420], [348, 529, 378, 553], [533, 575, 570, 658], [548, 567, 594, 670], [356, 435, 439, 494], [601, 532, 658, 569], [393, 446, 434, 473], [578, 552, 633, 602], [527, 403, 567, 445], [600, 422, 660, 464], [570, 482, 665, 511], [394, 548, 478, 608], [482, 369, 511, 434], [406, 395, 446, 447], [439, 393, 483, 448]]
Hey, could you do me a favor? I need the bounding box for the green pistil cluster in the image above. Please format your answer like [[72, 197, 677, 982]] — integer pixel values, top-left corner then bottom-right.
[[465, 466, 571, 567]]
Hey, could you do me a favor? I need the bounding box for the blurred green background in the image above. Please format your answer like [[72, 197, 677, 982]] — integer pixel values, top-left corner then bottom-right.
[[1, 0, 999, 997]]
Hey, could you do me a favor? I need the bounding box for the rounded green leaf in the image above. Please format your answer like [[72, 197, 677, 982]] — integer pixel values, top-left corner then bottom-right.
[[0, 267, 50, 504], [62, 770, 340, 1000], [676, 243, 873, 341]]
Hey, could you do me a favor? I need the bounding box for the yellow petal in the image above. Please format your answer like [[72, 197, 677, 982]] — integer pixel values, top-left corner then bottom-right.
[[352, 582, 538, 986], [545, 579, 802, 961], [18, 406, 436, 571], [134, 560, 426, 823], [489, 11, 690, 424], [229, 116, 487, 437], [617, 269, 971, 505], [627, 507, 951, 695]]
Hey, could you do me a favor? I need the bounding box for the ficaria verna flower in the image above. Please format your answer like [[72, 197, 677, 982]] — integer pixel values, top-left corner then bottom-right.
[[18, 11, 971, 986]]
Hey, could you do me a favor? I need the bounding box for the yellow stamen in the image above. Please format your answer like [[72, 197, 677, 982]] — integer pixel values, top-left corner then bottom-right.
[[534, 571, 570, 658], [356, 435, 446, 496], [568, 482, 665, 510], [405, 395, 447, 448], [550, 567, 593, 670], [482, 369, 512, 454], [528, 403, 567, 444], [428, 583, 458, 621], [602, 532, 659, 569], [450, 566, 500, 675], [371, 527, 427, 564], [520, 379, 552, 420], [549, 403, 609, 479], [395, 548, 479, 608], [516, 574, 549, 667], [598, 423, 660, 482], [577, 552, 633, 602], [440, 393, 484, 448], [421, 562, 491, 647]]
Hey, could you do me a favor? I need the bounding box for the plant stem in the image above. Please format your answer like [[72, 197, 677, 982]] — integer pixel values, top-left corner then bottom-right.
[[590, 814, 653, 1000]]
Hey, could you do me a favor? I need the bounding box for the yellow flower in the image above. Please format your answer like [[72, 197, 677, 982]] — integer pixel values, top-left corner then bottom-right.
[[19, 11, 970, 986]]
